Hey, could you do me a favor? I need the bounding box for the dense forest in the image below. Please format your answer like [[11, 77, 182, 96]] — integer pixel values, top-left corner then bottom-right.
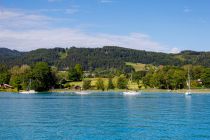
[[1, 46, 210, 92], [1, 46, 210, 70]]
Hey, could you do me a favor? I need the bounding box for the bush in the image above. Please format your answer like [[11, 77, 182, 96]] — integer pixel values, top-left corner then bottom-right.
[[82, 80, 91, 90], [96, 78, 105, 91], [31, 62, 54, 91], [107, 78, 115, 90], [117, 75, 128, 89]]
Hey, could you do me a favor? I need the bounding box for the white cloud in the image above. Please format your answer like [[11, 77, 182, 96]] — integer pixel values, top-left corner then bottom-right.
[[0, 8, 170, 52], [0, 28, 168, 52], [171, 47, 180, 54], [0, 9, 52, 30]]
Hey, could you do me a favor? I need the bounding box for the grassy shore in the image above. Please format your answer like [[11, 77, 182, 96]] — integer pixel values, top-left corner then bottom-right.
[[173, 89, 210, 93], [0, 89, 18, 92], [49, 88, 210, 94], [1, 88, 210, 94]]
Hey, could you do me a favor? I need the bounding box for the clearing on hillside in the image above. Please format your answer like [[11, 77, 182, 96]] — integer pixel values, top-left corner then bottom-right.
[[126, 62, 146, 71]]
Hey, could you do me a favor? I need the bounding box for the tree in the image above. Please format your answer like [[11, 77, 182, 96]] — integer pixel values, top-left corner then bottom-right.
[[68, 64, 83, 81], [117, 75, 128, 89], [173, 69, 186, 89], [9, 65, 32, 90], [96, 78, 105, 91], [0, 64, 10, 84], [56, 71, 68, 88], [201, 68, 210, 88], [82, 79, 91, 90], [132, 71, 146, 85], [122, 65, 135, 73], [32, 62, 54, 91], [75, 64, 83, 80], [10, 76, 21, 91], [142, 66, 187, 90], [3, 47, 210, 72], [107, 78, 115, 90], [68, 68, 78, 81], [142, 72, 153, 88], [0, 72, 10, 84], [191, 65, 204, 80]]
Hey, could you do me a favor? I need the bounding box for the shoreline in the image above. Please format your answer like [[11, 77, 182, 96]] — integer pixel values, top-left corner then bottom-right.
[[1, 88, 210, 94], [50, 88, 210, 94]]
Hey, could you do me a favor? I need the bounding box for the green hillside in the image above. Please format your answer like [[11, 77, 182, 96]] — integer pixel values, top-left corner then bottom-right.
[[1, 46, 210, 70], [125, 62, 146, 71]]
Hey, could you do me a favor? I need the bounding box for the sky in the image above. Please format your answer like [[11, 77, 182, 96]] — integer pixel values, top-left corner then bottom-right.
[[0, 0, 210, 53]]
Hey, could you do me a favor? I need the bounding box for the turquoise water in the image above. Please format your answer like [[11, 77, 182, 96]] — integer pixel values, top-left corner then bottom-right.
[[0, 92, 210, 140]]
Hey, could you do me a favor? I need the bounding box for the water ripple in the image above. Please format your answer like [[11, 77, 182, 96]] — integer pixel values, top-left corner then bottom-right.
[[0, 92, 210, 140]]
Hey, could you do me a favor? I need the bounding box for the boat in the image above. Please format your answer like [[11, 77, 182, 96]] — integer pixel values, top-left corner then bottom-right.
[[19, 79, 37, 94], [74, 91, 92, 95], [122, 73, 141, 96], [185, 91, 191, 95], [123, 91, 141, 96], [19, 90, 37, 94], [185, 68, 192, 95]]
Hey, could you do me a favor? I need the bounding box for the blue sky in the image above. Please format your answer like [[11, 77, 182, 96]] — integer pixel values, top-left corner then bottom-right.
[[0, 0, 209, 52]]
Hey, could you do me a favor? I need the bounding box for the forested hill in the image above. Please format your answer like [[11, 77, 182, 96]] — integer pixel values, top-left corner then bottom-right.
[[0, 46, 210, 70], [0, 48, 22, 59]]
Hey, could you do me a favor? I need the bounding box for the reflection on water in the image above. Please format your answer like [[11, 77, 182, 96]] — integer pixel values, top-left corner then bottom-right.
[[0, 92, 210, 139], [185, 94, 192, 107], [185, 94, 192, 119]]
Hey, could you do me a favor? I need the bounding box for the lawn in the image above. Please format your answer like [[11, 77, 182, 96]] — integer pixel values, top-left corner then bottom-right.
[[126, 62, 146, 71]]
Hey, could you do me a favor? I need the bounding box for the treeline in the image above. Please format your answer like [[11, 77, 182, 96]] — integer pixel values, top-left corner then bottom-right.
[[72, 65, 210, 90], [81, 75, 128, 91], [0, 62, 131, 91], [1, 46, 210, 71], [139, 65, 210, 90], [1, 61, 210, 91], [0, 63, 56, 91]]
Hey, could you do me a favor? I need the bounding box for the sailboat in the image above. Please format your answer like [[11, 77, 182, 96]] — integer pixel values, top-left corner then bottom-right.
[[123, 91, 141, 95], [123, 73, 141, 95], [19, 79, 37, 94], [185, 68, 192, 95], [74, 91, 92, 95]]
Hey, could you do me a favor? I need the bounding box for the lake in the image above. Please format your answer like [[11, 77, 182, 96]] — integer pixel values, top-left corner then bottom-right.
[[0, 92, 210, 140]]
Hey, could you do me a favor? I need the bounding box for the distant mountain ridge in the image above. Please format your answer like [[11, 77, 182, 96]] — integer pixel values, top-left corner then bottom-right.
[[0, 48, 22, 57], [0, 46, 210, 70]]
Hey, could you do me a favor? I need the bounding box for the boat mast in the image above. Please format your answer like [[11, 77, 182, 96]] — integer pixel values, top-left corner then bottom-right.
[[131, 73, 133, 82], [29, 79, 32, 90], [188, 68, 191, 91]]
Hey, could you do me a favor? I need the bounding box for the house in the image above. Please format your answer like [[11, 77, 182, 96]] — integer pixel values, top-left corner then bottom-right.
[[197, 79, 203, 84], [73, 85, 82, 90], [0, 84, 13, 89]]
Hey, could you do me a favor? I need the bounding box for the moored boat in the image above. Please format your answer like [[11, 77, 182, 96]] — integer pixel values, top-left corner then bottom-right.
[[74, 91, 92, 95], [19, 79, 37, 94], [123, 91, 141, 95], [19, 90, 37, 94], [185, 68, 192, 95]]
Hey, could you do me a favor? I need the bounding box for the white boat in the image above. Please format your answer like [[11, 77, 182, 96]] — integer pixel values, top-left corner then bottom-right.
[[123, 91, 141, 96], [185, 68, 192, 95], [19, 79, 37, 94], [74, 91, 92, 95], [19, 90, 37, 94], [185, 91, 191, 95]]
